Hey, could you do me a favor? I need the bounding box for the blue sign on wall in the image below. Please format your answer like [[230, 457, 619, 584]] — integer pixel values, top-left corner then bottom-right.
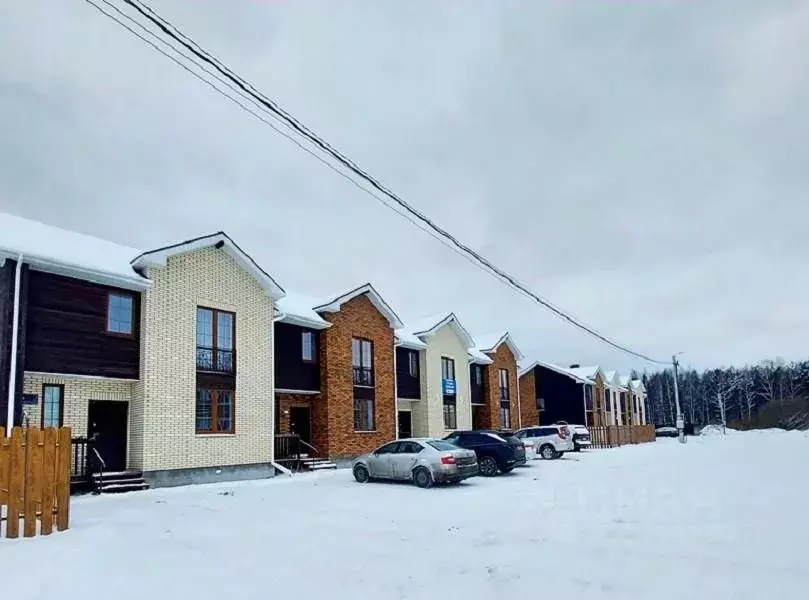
[[442, 378, 456, 396], [22, 394, 38, 406]]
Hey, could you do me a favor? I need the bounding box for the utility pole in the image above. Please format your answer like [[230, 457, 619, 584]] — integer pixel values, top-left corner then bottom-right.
[[672, 354, 685, 444]]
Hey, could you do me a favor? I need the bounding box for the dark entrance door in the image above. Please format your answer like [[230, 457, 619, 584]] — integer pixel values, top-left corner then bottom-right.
[[472, 405, 483, 430], [87, 400, 128, 473], [398, 411, 412, 439], [289, 406, 311, 445]]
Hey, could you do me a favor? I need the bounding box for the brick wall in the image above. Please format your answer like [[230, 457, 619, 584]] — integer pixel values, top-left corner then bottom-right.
[[519, 368, 539, 427], [131, 247, 274, 472], [22, 372, 134, 438], [320, 294, 395, 459], [478, 344, 521, 430]]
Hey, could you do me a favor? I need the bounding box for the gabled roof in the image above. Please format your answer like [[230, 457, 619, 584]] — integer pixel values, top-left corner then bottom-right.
[[566, 365, 606, 383], [631, 379, 647, 393], [279, 283, 403, 330], [519, 360, 590, 384], [313, 283, 403, 329], [396, 312, 475, 349], [473, 332, 525, 362], [618, 374, 631, 387], [603, 370, 623, 389], [132, 232, 285, 299], [0, 210, 150, 290]]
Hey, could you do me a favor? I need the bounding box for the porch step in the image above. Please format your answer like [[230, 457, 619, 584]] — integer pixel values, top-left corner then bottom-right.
[[93, 470, 150, 494], [301, 457, 338, 471]]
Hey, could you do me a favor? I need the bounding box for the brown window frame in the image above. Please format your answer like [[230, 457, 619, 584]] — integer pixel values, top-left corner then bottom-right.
[[106, 291, 135, 337], [353, 394, 375, 432], [41, 383, 65, 428], [195, 388, 236, 434], [352, 337, 374, 387], [196, 307, 236, 373], [498, 368, 510, 400]]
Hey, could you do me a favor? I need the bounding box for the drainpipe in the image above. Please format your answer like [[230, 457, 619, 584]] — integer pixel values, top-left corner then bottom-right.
[[5, 254, 23, 436], [515, 368, 522, 429], [269, 306, 291, 476], [393, 341, 399, 439]]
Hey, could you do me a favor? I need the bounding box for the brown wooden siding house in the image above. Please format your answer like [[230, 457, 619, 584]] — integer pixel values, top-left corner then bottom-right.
[[0, 211, 285, 491], [468, 333, 525, 430], [274, 284, 403, 466]]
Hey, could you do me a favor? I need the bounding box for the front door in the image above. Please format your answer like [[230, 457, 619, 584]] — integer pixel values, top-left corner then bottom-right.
[[398, 411, 412, 439], [289, 406, 311, 445], [87, 400, 128, 473]]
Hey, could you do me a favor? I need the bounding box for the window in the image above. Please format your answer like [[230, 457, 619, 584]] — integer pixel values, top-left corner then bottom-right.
[[397, 441, 423, 454], [301, 331, 315, 362], [536, 396, 546, 411], [441, 357, 455, 381], [196, 308, 235, 372], [498, 368, 509, 400], [605, 388, 611, 412], [195, 389, 234, 433], [352, 338, 374, 386], [427, 440, 458, 452], [443, 395, 457, 429], [408, 351, 419, 377], [374, 441, 398, 454], [500, 404, 511, 429], [107, 293, 133, 335], [354, 395, 375, 431], [41, 384, 63, 428], [585, 385, 593, 410], [472, 364, 483, 386]]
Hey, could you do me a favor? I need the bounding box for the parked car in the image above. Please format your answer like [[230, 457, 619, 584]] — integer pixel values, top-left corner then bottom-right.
[[515, 425, 574, 459], [444, 430, 525, 476], [495, 431, 530, 466], [352, 438, 478, 488], [656, 426, 678, 438], [557, 421, 591, 451]]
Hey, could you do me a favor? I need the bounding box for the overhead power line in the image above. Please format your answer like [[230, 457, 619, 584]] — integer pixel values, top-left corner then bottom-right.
[[81, 0, 670, 365]]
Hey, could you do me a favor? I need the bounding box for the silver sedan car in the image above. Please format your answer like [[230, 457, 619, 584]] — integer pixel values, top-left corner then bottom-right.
[[352, 438, 478, 488]]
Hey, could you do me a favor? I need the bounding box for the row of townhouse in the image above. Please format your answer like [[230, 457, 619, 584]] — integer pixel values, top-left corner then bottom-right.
[[0, 212, 647, 488]]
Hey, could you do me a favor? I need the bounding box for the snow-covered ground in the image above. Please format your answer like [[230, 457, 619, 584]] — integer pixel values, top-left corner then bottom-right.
[[3, 431, 808, 600]]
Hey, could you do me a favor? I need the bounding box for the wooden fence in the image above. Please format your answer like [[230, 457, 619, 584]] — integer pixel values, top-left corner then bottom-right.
[[0, 426, 71, 538], [589, 424, 656, 449]]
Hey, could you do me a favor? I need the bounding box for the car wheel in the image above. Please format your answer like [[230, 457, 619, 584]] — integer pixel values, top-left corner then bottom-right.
[[413, 467, 433, 489], [353, 465, 370, 483], [573, 446, 581, 452], [540, 444, 556, 460], [479, 455, 499, 477], [553, 451, 564, 459]]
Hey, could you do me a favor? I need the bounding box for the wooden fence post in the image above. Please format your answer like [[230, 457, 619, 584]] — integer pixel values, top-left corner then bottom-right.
[[56, 427, 71, 532], [41, 428, 57, 535], [7, 427, 24, 538]]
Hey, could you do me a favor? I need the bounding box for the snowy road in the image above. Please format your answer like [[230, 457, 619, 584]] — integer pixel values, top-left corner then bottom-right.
[[2, 431, 808, 600]]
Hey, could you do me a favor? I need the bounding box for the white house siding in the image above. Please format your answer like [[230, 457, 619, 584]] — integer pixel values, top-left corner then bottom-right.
[[21, 373, 134, 438], [129, 247, 274, 474], [410, 323, 472, 438]]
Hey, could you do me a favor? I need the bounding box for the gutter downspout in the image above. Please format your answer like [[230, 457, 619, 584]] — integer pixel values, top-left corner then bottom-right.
[[516, 367, 522, 429], [269, 306, 292, 476], [6, 254, 23, 436], [393, 341, 399, 439]]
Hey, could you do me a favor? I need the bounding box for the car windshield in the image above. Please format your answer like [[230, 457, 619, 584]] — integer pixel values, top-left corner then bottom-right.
[[427, 440, 459, 451]]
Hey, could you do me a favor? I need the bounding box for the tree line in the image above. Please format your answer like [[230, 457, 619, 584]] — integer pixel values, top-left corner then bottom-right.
[[642, 359, 809, 430]]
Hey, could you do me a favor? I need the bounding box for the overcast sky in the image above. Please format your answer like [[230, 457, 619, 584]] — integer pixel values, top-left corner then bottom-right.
[[1, 0, 807, 373]]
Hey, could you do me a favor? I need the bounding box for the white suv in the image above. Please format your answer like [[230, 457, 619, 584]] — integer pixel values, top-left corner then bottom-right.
[[515, 425, 575, 459]]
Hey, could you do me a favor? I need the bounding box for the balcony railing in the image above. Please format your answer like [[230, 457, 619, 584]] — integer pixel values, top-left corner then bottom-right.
[[353, 366, 374, 387], [196, 346, 234, 373]]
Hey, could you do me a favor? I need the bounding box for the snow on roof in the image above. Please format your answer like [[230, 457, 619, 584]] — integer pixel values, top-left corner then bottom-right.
[[631, 379, 646, 393], [468, 347, 493, 365], [472, 332, 525, 362], [0, 211, 149, 290], [566, 365, 605, 382], [619, 375, 631, 387], [394, 328, 428, 350], [313, 283, 403, 329], [603, 370, 623, 388], [132, 232, 285, 299], [276, 291, 332, 329], [519, 360, 590, 384], [396, 312, 475, 349], [279, 283, 403, 330]]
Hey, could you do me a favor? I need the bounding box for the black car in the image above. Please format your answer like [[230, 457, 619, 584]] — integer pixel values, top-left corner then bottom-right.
[[444, 430, 525, 476], [494, 431, 529, 467]]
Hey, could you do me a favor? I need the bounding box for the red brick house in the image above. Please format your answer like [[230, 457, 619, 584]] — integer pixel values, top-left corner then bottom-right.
[[468, 332, 525, 430], [274, 283, 403, 463]]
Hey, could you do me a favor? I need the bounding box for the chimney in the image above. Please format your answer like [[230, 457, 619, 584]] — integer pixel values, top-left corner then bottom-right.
[[569, 364, 580, 369]]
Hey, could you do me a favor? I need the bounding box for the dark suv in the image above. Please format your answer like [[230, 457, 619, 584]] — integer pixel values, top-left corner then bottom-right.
[[444, 430, 525, 476]]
